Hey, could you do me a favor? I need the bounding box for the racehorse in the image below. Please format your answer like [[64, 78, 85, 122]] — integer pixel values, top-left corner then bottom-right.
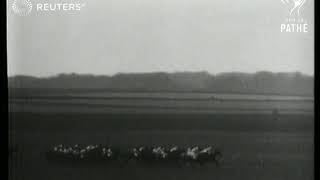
[[101, 146, 114, 161], [45, 144, 223, 167], [166, 146, 185, 165], [181, 146, 200, 166], [138, 146, 156, 163], [151, 146, 168, 164], [197, 146, 223, 166]]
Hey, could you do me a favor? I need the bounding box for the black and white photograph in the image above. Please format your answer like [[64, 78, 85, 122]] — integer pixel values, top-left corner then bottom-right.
[[7, 0, 314, 180]]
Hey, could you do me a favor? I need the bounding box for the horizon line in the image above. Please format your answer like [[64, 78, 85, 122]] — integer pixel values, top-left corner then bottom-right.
[[7, 70, 314, 78]]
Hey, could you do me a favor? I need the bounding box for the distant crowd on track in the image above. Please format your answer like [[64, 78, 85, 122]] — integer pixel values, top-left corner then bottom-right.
[[46, 144, 223, 166]]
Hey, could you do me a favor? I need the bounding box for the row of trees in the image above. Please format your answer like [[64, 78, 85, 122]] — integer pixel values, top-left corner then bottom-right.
[[9, 71, 313, 96]]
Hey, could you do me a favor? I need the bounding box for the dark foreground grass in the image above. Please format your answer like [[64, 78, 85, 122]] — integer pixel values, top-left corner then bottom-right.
[[9, 113, 314, 180]]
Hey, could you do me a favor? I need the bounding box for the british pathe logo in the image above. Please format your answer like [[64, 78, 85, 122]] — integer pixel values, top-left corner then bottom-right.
[[12, 0, 33, 16], [281, 0, 306, 16], [280, 0, 308, 33]]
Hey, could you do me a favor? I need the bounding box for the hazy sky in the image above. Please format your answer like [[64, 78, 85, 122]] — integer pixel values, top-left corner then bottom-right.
[[7, 0, 314, 77]]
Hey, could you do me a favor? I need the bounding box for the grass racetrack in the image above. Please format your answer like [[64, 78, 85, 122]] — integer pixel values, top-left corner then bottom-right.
[[8, 92, 314, 180]]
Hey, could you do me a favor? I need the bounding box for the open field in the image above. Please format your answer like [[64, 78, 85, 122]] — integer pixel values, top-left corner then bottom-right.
[[8, 92, 314, 180]]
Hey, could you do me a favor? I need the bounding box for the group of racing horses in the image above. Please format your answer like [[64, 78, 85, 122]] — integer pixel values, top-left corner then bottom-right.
[[46, 144, 222, 166]]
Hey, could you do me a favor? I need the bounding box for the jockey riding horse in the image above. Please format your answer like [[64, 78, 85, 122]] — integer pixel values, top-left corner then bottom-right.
[[45, 144, 222, 166], [197, 146, 223, 166]]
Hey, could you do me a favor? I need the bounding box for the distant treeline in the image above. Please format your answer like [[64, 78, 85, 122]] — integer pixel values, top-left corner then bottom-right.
[[8, 71, 313, 96]]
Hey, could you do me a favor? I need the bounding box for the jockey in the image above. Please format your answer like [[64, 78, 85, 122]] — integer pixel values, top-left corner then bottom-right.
[[138, 146, 145, 152], [152, 146, 161, 154], [106, 148, 112, 157], [158, 146, 167, 158], [152, 146, 167, 159], [132, 148, 139, 157], [170, 146, 178, 152], [191, 146, 199, 152], [101, 147, 112, 158], [80, 149, 86, 159], [200, 146, 212, 154], [186, 147, 198, 160], [102, 147, 107, 156]]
